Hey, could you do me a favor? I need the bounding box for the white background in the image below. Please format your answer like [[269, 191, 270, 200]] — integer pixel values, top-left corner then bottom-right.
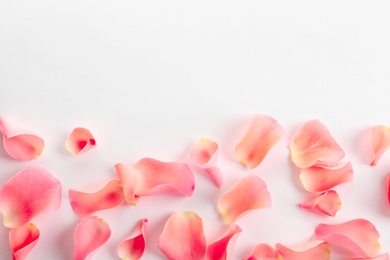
[[1, 1, 390, 259]]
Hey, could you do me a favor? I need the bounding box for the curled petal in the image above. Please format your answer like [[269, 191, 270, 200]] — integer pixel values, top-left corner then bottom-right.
[[0, 115, 44, 160], [66, 127, 96, 155], [235, 114, 284, 169], [206, 224, 242, 260], [275, 240, 331, 260], [115, 163, 141, 205], [218, 174, 271, 224], [290, 119, 345, 169], [369, 125, 390, 166], [352, 253, 390, 260], [118, 219, 148, 260], [158, 211, 206, 260], [244, 243, 282, 260], [299, 190, 342, 217], [0, 167, 62, 228], [9, 223, 40, 260], [313, 219, 381, 257], [69, 179, 124, 218], [74, 216, 111, 260], [204, 167, 223, 187]]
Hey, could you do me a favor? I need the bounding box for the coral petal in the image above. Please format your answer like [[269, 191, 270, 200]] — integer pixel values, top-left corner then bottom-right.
[[244, 243, 282, 260], [115, 163, 141, 205], [9, 223, 40, 260], [275, 240, 331, 260], [118, 219, 148, 260], [66, 127, 96, 155], [369, 125, 390, 166], [299, 190, 342, 217], [352, 253, 390, 260], [206, 224, 242, 260], [189, 138, 219, 166]]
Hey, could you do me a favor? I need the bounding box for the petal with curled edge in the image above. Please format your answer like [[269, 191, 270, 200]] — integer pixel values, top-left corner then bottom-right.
[[0, 115, 44, 160], [66, 127, 96, 155], [276, 240, 331, 260], [353, 253, 390, 260], [158, 211, 206, 260], [244, 243, 282, 260], [370, 125, 390, 166], [0, 167, 62, 228], [290, 119, 345, 169], [218, 174, 271, 224], [9, 223, 40, 260], [299, 190, 342, 217], [313, 219, 381, 257], [74, 216, 111, 260], [118, 219, 148, 260], [69, 179, 124, 218], [235, 114, 284, 169], [115, 163, 141, 205], [206, 224, 242, 260]]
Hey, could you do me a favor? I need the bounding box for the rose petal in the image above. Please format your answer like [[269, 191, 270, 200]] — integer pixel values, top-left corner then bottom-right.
[[66, 127, 96, 155], [118, 219, 148, 260], [218, 174, 271, 224], [275, 240, 331, 260], [235, 114, 284, 169], [0, 166, 62, 228], [69, 179, 124, 218], [115, 163, 141, 205], [352, 253, 390, 260], [0, 115, 44, 160], [74, 216, 111, 260], [387, 173, 390, 204], [299, 190, 342, 217], [369, 125, 390, 166], [244, 243, 282, 260], [206, 224, 242, 260], [203, 166, 223, 187], [313, 219, 381, 257], [9, 223, 40, 260], [158, 211, 206, 260], [290, 119, 345, 169]]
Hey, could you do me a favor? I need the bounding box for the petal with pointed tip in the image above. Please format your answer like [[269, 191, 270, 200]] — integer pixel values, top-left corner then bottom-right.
[[244, 243, 282, 260], [299, 190, 342, 217], [206, 224, 242, 260], [66, 127, 96, 155], [118, 219, 148, 260], [352, 253, 390, 260], [204, 167, 223, 187], [9, 223, 40, 260], [276, 240, 331, 260], [369, 125, 390, 166], [115, 163, 141, 205]]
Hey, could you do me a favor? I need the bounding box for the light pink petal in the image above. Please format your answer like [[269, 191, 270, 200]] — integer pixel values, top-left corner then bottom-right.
[[218, 174, 271, 224], [74, 216, 111, 260], [299, 190, 342, 217], [244, 243, 282, 260], [115, 163, 141, 205], [352, 253, 390, 260], [9, 223, 40, 260], [275, 240, 331, 260], [369, 125, 390, 166], [313, 219, 381, 257], [387, 173, 390, 204], [66, 127, 96, 155], [0, 115, 44, 160], [118, 219, 148, 260], [290, 119, 345, 169], [69, 179, 124, 218], [235, 114, 284, 169], [206, 224, 242, 260], [0, 166, 62, 228], [158, 211, 206, 260], [203, 167, 223, 187]]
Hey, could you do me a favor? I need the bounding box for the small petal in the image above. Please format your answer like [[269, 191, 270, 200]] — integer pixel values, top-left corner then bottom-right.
[[158, 211, 206, 260], [275, 240, 331, 260], [235, 114, 284, 169], [69, 179, 124, 218], [290, 119, 345, 169], [66, 127, 96, 155], [206, 224, 242, 260], [244, 243, 282, 260], [9, 223, 40, 260], [218, 174, 271, 224], [118, 219, 148, 260], [74, 216, 111, 260], [313, 219, 381, 257], [299, 190, 342, 217], [0, 167, 62, 228], [115, 163, 141, 205], [369, 125, 390, 166], [352, 253, 390, 260], [203, 167, 223, 187], [387, 173, 390, 204]]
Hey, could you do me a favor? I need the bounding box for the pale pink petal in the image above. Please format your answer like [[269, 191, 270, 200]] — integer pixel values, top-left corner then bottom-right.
[[352, 253, 390, 260], [9, 223, 40, 260], [115, 163, 141, 205], [118, 219, 148, 260], [158, 211, 206, 260], [206, 224, 242, 260], [218, 174, 271, 224], [290, 119, 345, 169], [387, 173, 390, 204], [203, 167, 223, 187], [299, 162, 353, 192], [69, 179, 124, 218], [299, 190, 342, 217], [235, 114, 284, 169], [313, 219, 381, 257], [0, 167, 62, 228], [66, 127, 96, 155], [74, 216, 111, 260], [244, 243, 282, 260], [275, 240, 331, 260], [0, 115, 44, 160], [369, 125, 390, 166]]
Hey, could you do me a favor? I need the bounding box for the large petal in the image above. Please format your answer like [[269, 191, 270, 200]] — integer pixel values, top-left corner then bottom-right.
[[244, 243, 282, 260], [0, 167, 62, 228], [235, 114, 284, 169], [290, 119, 345, 169], [74, 216, 111, 260], [369, 125, 390, 166], [0, 115, 44, 160], [313, 219, 381, 257], [9, 223, 40, 260], [118, 218, 148, 260], [352, 253, 390, 260], [115, 163, 141, 205], [69, 179, 124, 218], [298, 190, 342, 217], [275, 240, 331, 260], [218, 174, 271, 224], [158, 211, 206, 260], [66, 127, 96, 155], [206, 224, 242, 260]]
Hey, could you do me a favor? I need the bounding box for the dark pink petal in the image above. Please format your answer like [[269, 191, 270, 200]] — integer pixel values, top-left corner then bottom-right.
[[74, 216, 111, 260], [275, 240, 331, 260], [235, 114, 284, 169], [369, 125, 390, 166], [290, 119, 345, 169], [0, 115, 44, 160], [206, 224, 242, 260], [66, 127, 96, 155], [0, 167, 62, 228], [9, 223, 40, 260], [115, 163, 141, 205], [118, 219, 148, 260], [299, 190, 342, 217], [69, 179, 124, 218], [352, 253, 390, 260], [244, 243, 282, 260], [218, 174, 271, 224], [313, 219, 381, 257], [158, 211, 206, 260]]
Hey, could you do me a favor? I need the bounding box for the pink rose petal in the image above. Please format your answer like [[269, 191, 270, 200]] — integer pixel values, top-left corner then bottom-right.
[[206, 224, 242, 260], [386, 173, 390, 204], [369, 125, 390, 166], [115, 163, 141, 205], [9, 223, 40, 260], [275, 240, 331, 260], [299, 190, 342, 217], [118, 219, 148, 260], [244, 243, 282, 260], [66, 127, 96, 155], [352, 253, 390, 260]]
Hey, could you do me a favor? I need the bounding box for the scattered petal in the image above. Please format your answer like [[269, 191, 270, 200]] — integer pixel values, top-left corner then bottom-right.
[[352, 253, 390, 260], [118, 219, 148, 260], [275, 240, 331, 260], [299, 190, 342, 217], [369, 125, 390, 166], [115, 163, 141, 205], [244, 243, 282, 260], [9, 223, 40, 260], [387, 173, 390, 204], [206, 224, 242, 260], [66, 127, 96, 155], [203, 166, 223, 187]]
